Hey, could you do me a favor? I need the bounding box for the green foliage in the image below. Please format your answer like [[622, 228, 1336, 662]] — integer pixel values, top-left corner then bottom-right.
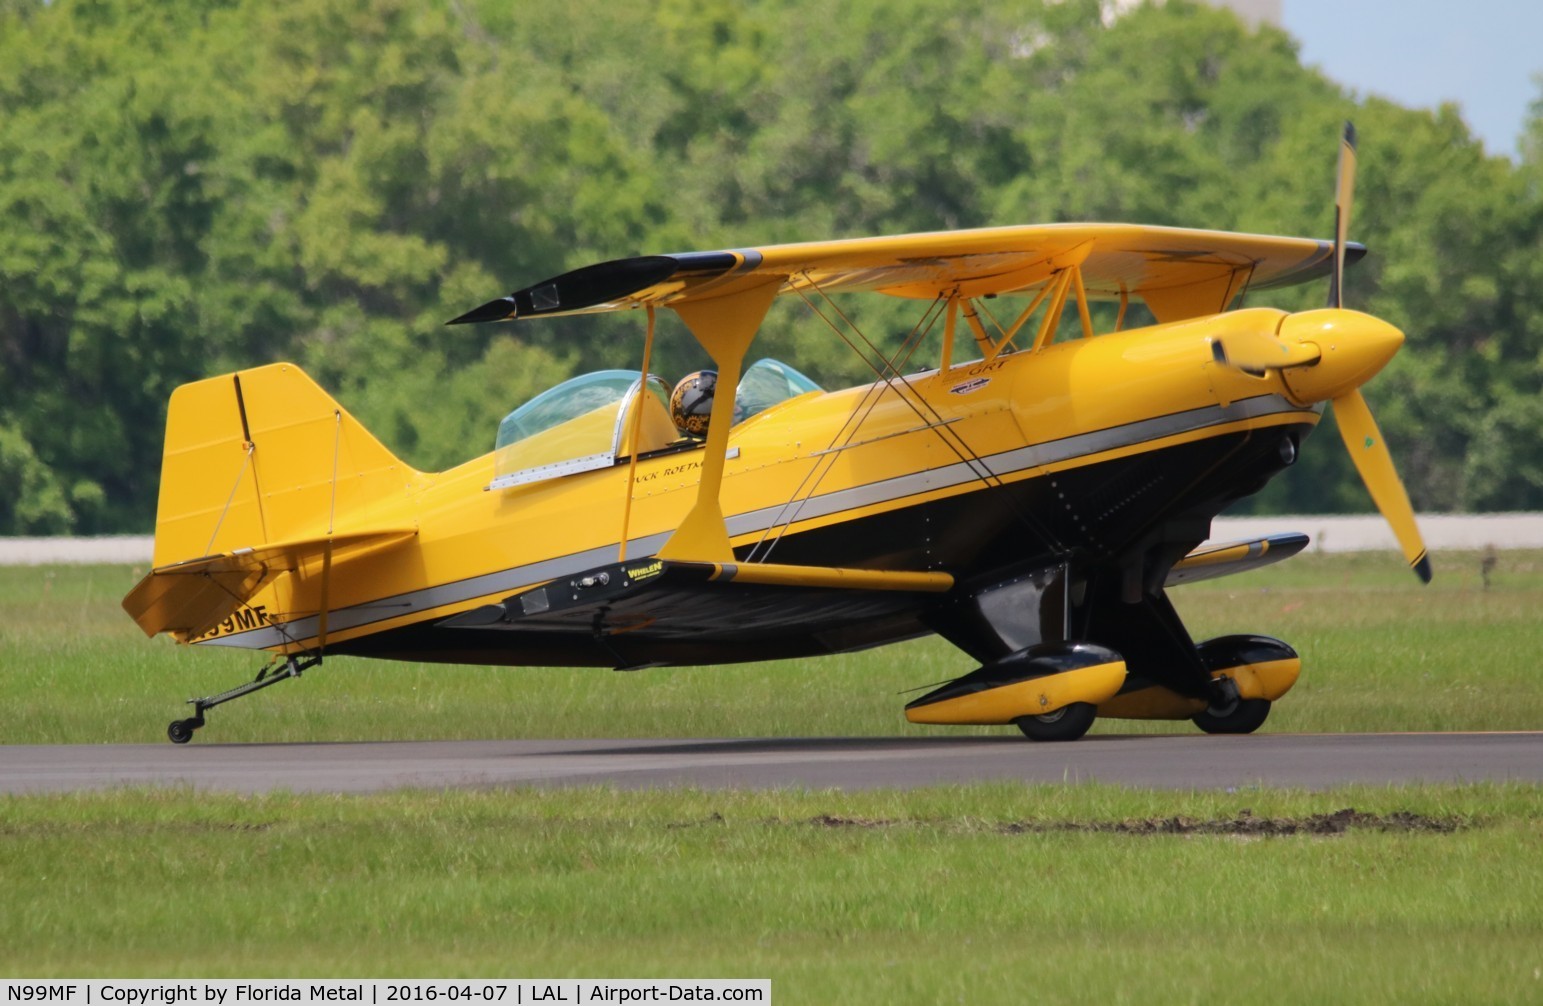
[[0, 421, 75, 532], [1, 0, 1540, 531]]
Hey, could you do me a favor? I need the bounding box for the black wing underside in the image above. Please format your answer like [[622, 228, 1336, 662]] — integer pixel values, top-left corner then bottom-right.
[[438, 557, 935, 647]]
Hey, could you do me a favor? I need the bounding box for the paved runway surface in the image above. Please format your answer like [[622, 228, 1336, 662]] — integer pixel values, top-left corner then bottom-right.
[[3, 732, 1540, 794]]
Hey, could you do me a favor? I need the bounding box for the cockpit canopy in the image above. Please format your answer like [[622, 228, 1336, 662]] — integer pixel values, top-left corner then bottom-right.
[[491, 359, 820, 490], [491, 370, 672, 490]]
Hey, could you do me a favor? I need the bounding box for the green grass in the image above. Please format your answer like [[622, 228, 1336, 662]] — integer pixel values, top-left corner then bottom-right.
[[2, 784, 1541, 1002], [5, 556, 1542, 1001], [1, 550, 1539, 744]]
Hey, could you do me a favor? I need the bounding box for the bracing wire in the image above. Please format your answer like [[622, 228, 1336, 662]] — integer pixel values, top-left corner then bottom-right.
[[746, 288, 949, 561], [203, 443, 256, 558], [790, 277, 1072, 557]]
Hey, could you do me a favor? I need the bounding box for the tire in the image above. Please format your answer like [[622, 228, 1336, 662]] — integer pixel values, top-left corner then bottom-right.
[[1014, 701, 1098, 742], [167, 719, 196, 745], [1192, 697, 1271, 735]]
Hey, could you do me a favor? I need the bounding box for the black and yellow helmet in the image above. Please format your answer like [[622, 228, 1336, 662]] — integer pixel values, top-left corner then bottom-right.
[[669, 370, 717, 437]]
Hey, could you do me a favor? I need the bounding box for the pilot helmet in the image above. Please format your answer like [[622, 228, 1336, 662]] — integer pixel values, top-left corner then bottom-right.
[[670, 370, 717, 437]]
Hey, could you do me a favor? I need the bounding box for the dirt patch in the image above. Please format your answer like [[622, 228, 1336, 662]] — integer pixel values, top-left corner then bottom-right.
[[1004, 807, 1462, 836], [808, 813, 898, 829], [801, 808, 1462, 836]]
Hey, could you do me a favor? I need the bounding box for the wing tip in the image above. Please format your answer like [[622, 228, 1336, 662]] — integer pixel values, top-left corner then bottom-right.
[[447, 297, 519, 326]]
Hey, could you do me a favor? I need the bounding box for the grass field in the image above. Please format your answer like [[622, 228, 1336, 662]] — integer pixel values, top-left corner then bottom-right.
[[0, 550, 1538, 744], [3, 784, 1541, 1001], [3, 552, 1541, 1000]]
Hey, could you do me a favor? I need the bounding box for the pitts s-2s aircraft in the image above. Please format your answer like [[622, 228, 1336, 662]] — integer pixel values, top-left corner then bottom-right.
[[125, 125, 1428, 743]]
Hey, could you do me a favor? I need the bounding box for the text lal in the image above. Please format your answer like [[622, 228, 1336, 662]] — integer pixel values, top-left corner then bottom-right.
[[537, 988, 722, 1001]]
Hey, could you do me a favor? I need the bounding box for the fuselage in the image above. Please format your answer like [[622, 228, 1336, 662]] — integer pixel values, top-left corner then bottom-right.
[[194, 306, 1337, 665]]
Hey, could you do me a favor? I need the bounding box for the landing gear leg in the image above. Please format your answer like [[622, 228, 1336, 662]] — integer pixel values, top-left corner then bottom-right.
[[167, 653, 320, 744]]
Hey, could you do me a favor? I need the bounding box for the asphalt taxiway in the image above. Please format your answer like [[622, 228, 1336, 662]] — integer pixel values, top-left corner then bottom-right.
[[2, 732, 1540, 794]]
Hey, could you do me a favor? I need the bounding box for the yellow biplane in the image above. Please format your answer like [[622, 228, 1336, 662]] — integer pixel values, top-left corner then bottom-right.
[[125, 125, 1427, 743]]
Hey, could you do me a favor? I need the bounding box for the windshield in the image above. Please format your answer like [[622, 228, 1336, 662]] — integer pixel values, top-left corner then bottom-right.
[[736, 358, 822, 421], [491, 370, 672, 489], [495, 370, 639, 451]]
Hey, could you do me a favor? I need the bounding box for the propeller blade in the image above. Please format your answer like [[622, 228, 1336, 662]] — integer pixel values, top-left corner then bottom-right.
[[1328, 121, 1357, 309], [1331, 387, 1431, 582]]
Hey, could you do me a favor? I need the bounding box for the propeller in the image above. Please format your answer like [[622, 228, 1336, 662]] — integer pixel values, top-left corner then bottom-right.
[[1328, 122, 1356, 310], [1318, 122, 1431, 583], [1207, 123, 1430, 583], [1331, 387, 1431, 582]]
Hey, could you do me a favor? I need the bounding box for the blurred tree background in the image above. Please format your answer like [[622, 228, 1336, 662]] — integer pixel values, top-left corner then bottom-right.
[[1, 0, 1539, 533]]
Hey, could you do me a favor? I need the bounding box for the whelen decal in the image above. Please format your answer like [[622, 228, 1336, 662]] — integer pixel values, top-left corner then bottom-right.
[[949, 378, 990, 396], [202, 394, 1313, 651], [625, 561, 665, 581]]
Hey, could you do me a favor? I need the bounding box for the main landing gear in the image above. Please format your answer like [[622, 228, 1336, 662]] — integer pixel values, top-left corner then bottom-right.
[[1193, 697, 1273, 734], [167, 653, 320, 744], [914, 555, 1305, 740], [1192, 673, 1273, 734], [1014, 702, 1099, 742]]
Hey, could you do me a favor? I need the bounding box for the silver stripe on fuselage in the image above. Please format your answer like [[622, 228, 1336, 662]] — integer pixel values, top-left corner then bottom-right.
[[725, 394, 1298, 538], [203, 394, 1310, 650]]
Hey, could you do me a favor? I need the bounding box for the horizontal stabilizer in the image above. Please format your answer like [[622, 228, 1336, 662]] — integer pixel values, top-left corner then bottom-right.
[[123, 528, 417, 640], [1164, 532, 1309, 587]]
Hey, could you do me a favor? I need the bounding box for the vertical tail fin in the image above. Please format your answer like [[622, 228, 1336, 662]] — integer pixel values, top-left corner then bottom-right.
[[149, 362, 419, 567], [124, 363, 421, 642]]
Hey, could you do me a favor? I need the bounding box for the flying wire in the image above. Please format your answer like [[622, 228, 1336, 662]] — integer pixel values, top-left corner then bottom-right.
[[745, 288, 944, 560], [794, 278, 1072, 557], [746, 287, 948, 561]]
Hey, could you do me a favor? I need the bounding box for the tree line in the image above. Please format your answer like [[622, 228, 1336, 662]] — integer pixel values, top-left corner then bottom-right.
[[2, 0, 1540, 533]]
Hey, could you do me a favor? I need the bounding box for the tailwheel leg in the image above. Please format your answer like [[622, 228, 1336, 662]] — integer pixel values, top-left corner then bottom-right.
[[166, 653, 320, 744]]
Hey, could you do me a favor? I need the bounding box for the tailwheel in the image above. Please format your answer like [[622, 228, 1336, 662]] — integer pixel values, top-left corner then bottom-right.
[[1193, 696, 1271, 735], [1014, 701, 1098, 742], [167, 717, 202, 745]]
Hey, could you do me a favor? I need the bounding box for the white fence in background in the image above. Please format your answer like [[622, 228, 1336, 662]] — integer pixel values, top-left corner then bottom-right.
[[2, 514, 1541, 566], [1, 535, 158, 566], [1209, 513, 1543, 553]]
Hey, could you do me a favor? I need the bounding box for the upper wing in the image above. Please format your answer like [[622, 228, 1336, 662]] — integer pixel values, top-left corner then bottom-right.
[[450, 224, 1365, 325]]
